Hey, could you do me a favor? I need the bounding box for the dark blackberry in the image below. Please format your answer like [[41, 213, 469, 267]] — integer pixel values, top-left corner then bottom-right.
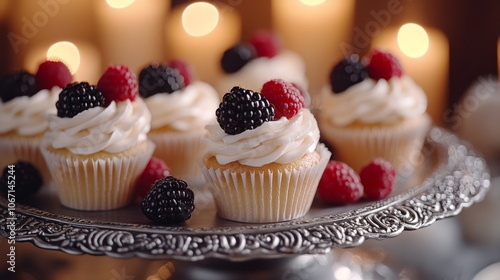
[[329, 54, 368, 93], [56, 82, 105, 118], [0, 71, 37, 102], [0, 161, 43, 201], [220, 43, 257, 73], [138, 64, 185, 98], [141, 176, 195, 224], [216, 86, 275, 135]]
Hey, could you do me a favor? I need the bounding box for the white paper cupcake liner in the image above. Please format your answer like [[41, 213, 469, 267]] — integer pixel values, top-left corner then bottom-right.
[[40, 141, 155, 211], [200, 144, 331, 223]]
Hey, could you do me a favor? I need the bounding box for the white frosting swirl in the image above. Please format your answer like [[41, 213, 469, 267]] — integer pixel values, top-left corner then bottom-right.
[[205, 109, 320, 167], [217, 51, 309, 95], [320, 76, 427, 126], [145, 81, 219, 131], [0, 87, 60, 135], [45, 99, 151, 155]]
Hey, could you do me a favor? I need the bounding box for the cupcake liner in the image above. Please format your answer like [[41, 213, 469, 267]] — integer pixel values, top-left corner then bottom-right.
[[200, 144, 331, 223], [320, 114, 432, 173], [40, 141, 155, 211], [149, 130, 208, 188]]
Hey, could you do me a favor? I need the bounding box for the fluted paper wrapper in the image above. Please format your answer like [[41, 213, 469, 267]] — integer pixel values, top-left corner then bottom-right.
[[321, 114, 432, 173], [40, 141, 155, 211], [200, 144, 331, 223]]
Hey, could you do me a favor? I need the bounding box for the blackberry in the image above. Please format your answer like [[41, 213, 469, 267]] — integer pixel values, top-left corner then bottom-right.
[[139, 64, 184, 98], [329, 54, 368, 93], [0, 161, 43, 201], [0, 71, 37, 102], [220, 43, 257, 73], [216, 86, 275, 135], [56, 82, 105, 118], [141, 176, 195, 224]]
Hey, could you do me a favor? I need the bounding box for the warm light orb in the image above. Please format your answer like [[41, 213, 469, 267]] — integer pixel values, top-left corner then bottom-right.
[[47, 41, 80, 74], [397, 23, 429, 58], [106, 0, 135, 9], [299, 0, 327, 6], [182, 2, 219, 37]]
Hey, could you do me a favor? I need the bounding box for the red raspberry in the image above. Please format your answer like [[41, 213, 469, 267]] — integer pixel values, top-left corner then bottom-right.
[[35, 60, 72, 90], [366, 49, 403, 80], [260, 79, 304, 119], [97, 65, 138, 106], [134, 157, 170, 200], [317, 161, 363, 204], [359, 158, 396, 200], [168, 59, 194, 86], [250, 30, 282, 58]]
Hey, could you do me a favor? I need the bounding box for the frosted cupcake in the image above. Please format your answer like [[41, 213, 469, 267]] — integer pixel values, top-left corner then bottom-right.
[[0, 61, 72, 183], [138, 60, 219, 187], [318, 50, 431, 173], [41, 65, 154, 210], [217, 30, 308, 99], [200, 80, 330, 223]]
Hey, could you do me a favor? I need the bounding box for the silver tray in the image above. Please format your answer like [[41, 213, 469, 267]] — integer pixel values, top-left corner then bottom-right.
[[0, 127, 491, 261]]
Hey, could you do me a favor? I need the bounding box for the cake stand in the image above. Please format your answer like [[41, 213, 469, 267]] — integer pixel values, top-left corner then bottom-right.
[[0, 127, 491, 279]]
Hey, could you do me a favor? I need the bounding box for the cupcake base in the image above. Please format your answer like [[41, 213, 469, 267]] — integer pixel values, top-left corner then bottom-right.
[[200, 144, 331, 223]]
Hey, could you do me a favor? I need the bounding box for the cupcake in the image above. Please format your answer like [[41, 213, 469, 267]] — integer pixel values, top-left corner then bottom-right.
[[0, 61, 72, 183], [217, 30, 309, 100], [200, 80, 331, 223], [41, 65, 154, 210], [318, 50, 432, 173], [138, 60, 219, 187]]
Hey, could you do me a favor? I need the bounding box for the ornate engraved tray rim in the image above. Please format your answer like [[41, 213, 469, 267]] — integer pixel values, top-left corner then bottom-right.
[[0, 127, 491, 261]]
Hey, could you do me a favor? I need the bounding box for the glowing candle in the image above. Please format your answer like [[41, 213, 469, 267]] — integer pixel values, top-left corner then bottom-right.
[[165, 2, 241, 84], [272, 0, 355, 94], [497, 37, 500, 77], [372, 23, 449, 125]]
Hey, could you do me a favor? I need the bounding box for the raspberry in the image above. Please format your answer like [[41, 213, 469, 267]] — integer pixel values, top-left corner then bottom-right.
[[138, 64, 184, 98], [141, 176, 195, 224], [134, 157, 170, 201], [260, 79, 304, 119], [220, 43, 257, 73], [216, 86, 275, 135], [97, 65, 138, 106], [0, 161, 43, 201], [168, 59, 193, 86], [56, 82, 105, 118], [317, 161, 363, 204], [0, 71, 37, 102], [35, 60, 72, 90], [329, 54, 368, 93], [366, 49, 403, 80], [250, 30, 282, 58], [359, 158, 396, 200]]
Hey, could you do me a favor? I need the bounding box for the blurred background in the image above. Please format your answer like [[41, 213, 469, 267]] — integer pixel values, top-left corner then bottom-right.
[[0, 0, 500, 279]]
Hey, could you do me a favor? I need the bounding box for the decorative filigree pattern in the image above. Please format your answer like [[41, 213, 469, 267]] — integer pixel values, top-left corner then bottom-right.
[[0, 128, 490, 261]]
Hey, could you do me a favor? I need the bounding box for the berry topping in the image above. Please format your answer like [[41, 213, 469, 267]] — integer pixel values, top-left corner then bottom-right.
[[35, 60, 72, 90], [141, 176, 195, 224], [139, 64, 185, 98], [216, 86, 275, 135], [359, 158, 396, 200], [220, 43, 257, 74], [0, 71, 37, 102], [366, 49, 403, 80], [134, 157, 170, 201], [329, 54, 368, 93], [261, 79, 304, 119], [97, 65, 138, 106], [317, 161, 364, 204], [168, 59, 193, 86], [1, 161, 43, 201], [56, 82, 105, 118], [250, 30, 282, 58]]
